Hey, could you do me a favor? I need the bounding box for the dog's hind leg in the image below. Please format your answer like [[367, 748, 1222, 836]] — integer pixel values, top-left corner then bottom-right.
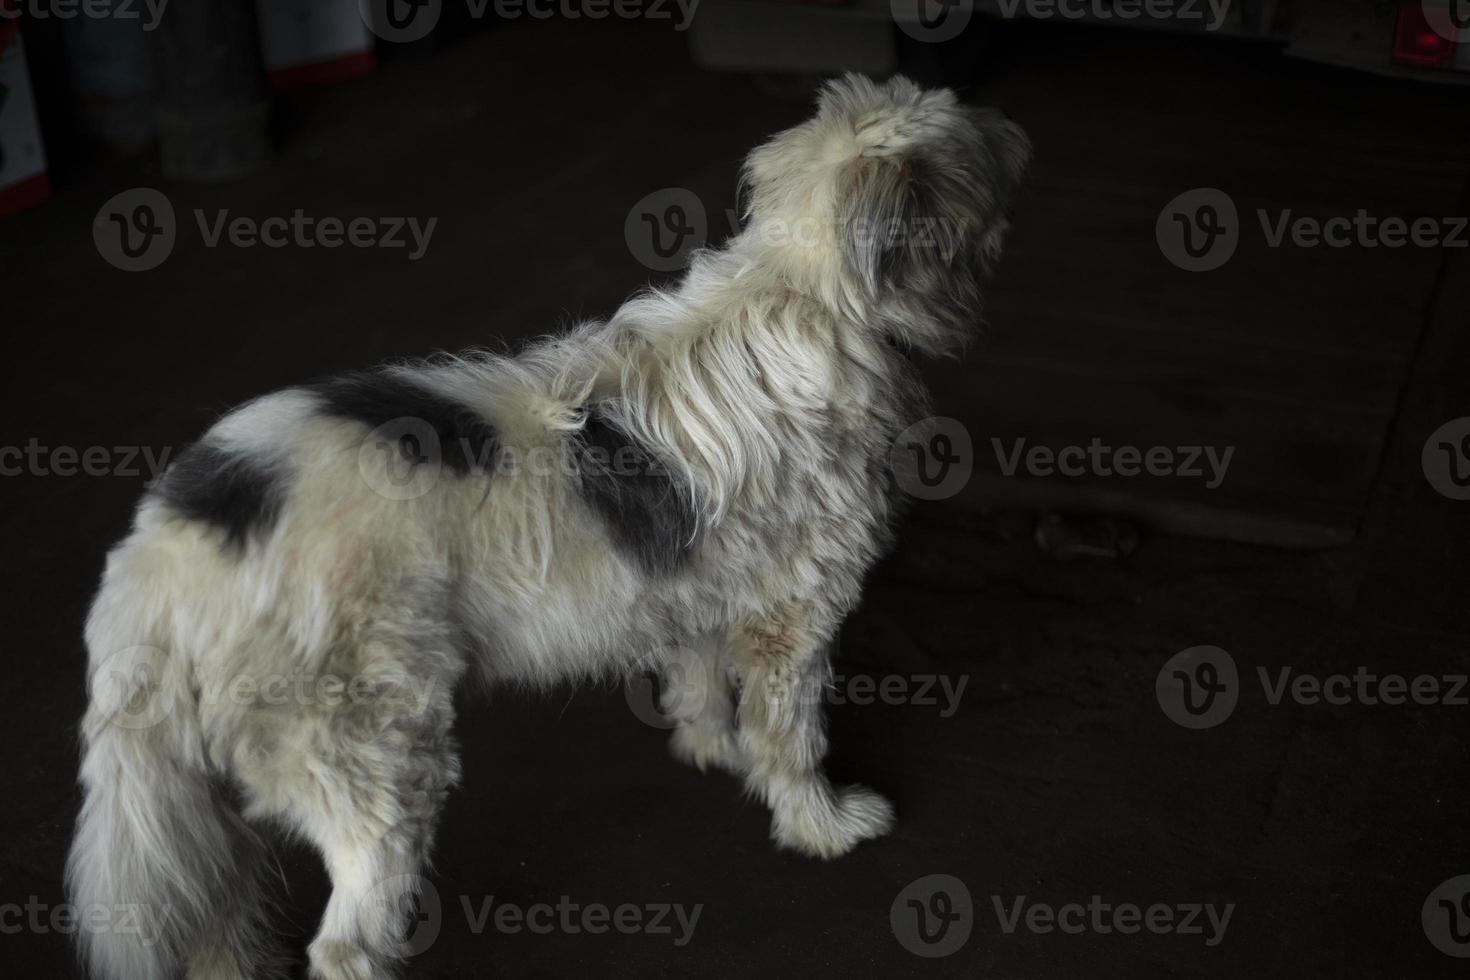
[[665, 633, 745, 775], [728, 602, 894, 859], [232, 629, 462, 980], [303, 816, 441, 980], [181, 816, 286, 980]]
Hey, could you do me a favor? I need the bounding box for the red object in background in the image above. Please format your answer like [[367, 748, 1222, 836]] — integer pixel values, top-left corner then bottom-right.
[[0, 19, 53, 218], [0, 172, 52, 217], [256, 0, 377, 94], [1393, 2, 1460, 68], [266, 49, 377, 94]]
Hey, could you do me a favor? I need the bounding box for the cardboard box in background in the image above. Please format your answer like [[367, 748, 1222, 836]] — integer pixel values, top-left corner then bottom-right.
[[0, 23, 51, 218], [256, 0, 376, 93]]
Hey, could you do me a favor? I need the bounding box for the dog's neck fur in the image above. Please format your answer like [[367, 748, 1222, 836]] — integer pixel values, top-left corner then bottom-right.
[[600, 233, 928, 533]]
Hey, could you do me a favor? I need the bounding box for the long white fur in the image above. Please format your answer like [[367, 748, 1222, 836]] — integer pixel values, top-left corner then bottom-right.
[[66, 74, 1029, 980]]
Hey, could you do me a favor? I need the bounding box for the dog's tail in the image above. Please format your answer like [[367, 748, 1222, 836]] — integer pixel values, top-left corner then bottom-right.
[[66, 560, 268, 980]]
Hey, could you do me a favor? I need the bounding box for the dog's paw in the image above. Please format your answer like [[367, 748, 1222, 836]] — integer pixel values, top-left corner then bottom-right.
[[669, 722, 745, 775], [771, 783, 895, 860], [307, 940, 393, 980]]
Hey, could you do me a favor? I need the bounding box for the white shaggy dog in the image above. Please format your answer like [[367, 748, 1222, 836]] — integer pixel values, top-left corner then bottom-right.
[[66, 75, 1029, 980]]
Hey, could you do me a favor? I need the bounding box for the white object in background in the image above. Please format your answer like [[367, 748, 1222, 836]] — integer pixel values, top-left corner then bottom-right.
[[255, 0, 376, 92], [0, 25, 50, 217]]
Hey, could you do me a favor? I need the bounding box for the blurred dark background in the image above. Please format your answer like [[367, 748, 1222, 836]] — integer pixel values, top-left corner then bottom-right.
[[3, 1, 1470, 977]]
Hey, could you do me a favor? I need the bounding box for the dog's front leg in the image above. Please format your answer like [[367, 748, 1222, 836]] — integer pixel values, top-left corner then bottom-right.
[[664, 633, 745, 775], [729, 602, 894, 859]]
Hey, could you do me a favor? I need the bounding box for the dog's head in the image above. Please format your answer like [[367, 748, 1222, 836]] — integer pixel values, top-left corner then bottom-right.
[[740, 74, 1030, 355]]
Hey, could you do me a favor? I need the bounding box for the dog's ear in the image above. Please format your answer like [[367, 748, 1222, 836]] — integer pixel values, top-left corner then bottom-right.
[[837, 102, 1030, 296], [839, 154, 958, 296], [966, 108, 1032, 267]]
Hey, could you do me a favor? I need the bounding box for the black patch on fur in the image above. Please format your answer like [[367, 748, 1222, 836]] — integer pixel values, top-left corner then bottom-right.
[[153, 443, 284, 550], [574, 406, 697, 575], [314, 370, 499, 474]]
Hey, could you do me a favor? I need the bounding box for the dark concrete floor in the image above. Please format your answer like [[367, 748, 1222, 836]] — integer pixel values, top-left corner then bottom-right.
[[4, 15, 1470, 980]]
